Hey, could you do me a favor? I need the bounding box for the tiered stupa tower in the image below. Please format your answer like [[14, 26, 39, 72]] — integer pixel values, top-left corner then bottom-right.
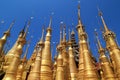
[[40, 17, 53, 80], [4, 21, 30, 70], [2, 21, 30, 80], [28, 28, 44, 80], [95, 31, 116, 80], [77, 5, 98, 80], [99, 9, 120, 79], [56, 26, 64, 80], [0, 20, 14, 57], [68, 29, 77, 80]]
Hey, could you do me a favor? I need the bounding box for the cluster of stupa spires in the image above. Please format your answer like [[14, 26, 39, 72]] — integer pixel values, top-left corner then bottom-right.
[[0, 4, 120, 80]]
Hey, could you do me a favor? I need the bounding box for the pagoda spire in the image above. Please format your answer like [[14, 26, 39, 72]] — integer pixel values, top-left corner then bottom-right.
[[95, 31, 103, 50], [4, 21, 29, 70], [98, 8, 109, 32], [3, 29, 26, 80], [77, 4, 98, 80], [0, 20, 15, 57], [95, 31, 116, 80], [28, 27, 44, 80], [61, 24, 69, 80], [68, 29, 77, 80], [98, 8, 120, 79], [23, 20, 30, 38], [40, 17, 52, 80]]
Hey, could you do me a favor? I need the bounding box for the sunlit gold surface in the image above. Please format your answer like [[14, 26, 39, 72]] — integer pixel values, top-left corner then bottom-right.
[[99, 10, 120, 79], [77, 5, 98, 80], [95, 33, 116, 80], [68, 40, 77, 80], [40, 18, 52, 80]]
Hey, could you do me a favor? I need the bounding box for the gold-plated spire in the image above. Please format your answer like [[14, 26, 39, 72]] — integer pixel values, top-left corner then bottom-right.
[[40, 17, 52, 80], [61, 25, 69, 80], [3, 33, 26, 80], [77, 4, 98, 80], [0, 20, 15, 57], [98, 8, 120, 79], [98, 8, 109, 32], [95, 31, 116, 80], [23, 20, 31, 38], [4, 23, 27, 71], [76, 4, 85, 36], [68, 29, 77, 80], [94, 31, 102, 50], [28, 28, 44, 80]]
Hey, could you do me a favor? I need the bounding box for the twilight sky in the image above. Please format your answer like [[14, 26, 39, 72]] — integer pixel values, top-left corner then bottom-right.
[[0, 0, 120, 61]]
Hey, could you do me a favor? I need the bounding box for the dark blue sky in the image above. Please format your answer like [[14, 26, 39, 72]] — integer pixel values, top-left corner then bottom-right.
[[0, 0, 120, 60]]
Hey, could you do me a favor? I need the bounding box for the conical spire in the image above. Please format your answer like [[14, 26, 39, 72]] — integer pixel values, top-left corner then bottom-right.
[[4, 23, 27, 71], [77, 4, 98, 80], [76, 4, 84, 34], [95, 31, 117, 80], [98, 8, 109, 32], [19, 22, 26, 37], [28, 27, 44, 80], [94, 30, 103, 50], [0, 20, 15, 57], [23, 20, 31, 38], [40, 17, 52, 80], [68, 30, 77, 80]]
